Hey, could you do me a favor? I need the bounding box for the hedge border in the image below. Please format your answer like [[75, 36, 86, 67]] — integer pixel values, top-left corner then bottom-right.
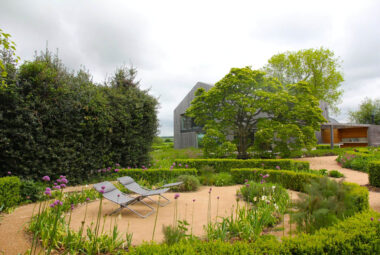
[[369, 161, 380, 187], [0, 176, 21, 211], [174, 159, 310, 173]]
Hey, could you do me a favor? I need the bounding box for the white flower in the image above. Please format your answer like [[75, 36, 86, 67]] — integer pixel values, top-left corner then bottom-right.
[[253, 197, 257, 202], [262, 195, 267, 200], [272, 186, 276, 190], [85, 184, 89, 188]]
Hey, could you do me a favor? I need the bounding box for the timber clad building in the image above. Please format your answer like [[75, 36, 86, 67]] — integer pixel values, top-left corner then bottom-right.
[[174, 82, 380, 149]]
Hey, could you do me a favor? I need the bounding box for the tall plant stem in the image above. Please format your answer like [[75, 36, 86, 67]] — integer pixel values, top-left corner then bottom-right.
[[152, 197, 160, 241]]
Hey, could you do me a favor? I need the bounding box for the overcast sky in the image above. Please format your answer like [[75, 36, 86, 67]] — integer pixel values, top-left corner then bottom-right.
[[1, 0, 380, 136]]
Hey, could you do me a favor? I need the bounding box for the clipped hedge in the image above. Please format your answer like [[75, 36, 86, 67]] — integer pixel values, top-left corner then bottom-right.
[[129, 210, 380, 254], [174, 159, 309, 173], [0, 176, 21, 210], [115, 168, 197, 184], [316, 144, 340, 149], [369, 161, 380, 187]]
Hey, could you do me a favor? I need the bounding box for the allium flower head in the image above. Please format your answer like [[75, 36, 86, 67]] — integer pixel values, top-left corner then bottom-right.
[[60, 184, 66, 188], [209, 187, 212, 193], [193, 199, 196, 202], [276, 165, 280, 170], [217, 196, 220, 200], [174, 193, 180, 199], [185, 164, 188, 168], [244, 179, 248, 183], [42, 176, 50, 182], [100, 190, 105, 194], [101, 186, 106, 190], [71, 204, 74, 210], [7, 171, 11, 175], [116, 163, 120, 167], [86, 197, 90, 201], [114, 168, 120, 172]]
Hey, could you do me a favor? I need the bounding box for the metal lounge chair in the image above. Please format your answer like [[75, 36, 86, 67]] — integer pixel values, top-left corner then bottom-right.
[[117, 176, 182, 206], [93, 181, 154, 218]]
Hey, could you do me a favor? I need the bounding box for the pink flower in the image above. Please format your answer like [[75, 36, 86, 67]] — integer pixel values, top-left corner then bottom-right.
[[60, 184, 66, 188], [185, 164, 188, 168], [71, 204, 74, 210], [174, 193, 180, 199], [244, 179, 248, 183], [117, 194, 120, 197], [7, 171, 11, 175], [193, 199, 196, 202], [246, 183, 250, 187], [114, 169, 120, 172], [116, 163, 120, 167], [86, 198, 90, 201], [101, 186, 106, 190], [209, 188, 212, 193], [54, 182, 58, 186], [179, 164, 182, 167], [217, 196, 220, 200], [100, 190, 105, 194], [276, 166, 280, 170], [42, 176, 50, 181]]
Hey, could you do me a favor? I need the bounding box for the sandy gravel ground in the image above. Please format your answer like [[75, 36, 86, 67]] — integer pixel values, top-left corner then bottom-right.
[[1, 156, 379, 254]]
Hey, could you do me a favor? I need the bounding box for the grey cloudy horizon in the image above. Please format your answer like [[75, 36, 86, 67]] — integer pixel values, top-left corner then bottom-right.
[[1, 0, 380, 136]]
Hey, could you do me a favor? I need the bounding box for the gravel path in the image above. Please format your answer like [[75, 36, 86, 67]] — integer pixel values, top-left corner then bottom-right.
[[0, 156, 379, 254]]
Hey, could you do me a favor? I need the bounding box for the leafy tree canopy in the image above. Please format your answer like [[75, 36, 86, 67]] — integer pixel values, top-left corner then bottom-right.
[[187, 67, 325, 158], [0, 28, 19, 88], [349, 97, 380, 124], [264, 47, 343, 113]]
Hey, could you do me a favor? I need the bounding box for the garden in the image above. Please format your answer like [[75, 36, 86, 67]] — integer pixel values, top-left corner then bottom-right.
[[0, 31, 379, 254]]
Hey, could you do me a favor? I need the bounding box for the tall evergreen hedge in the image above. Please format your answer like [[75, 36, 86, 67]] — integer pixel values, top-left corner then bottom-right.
[[0, 52, 158, 183]]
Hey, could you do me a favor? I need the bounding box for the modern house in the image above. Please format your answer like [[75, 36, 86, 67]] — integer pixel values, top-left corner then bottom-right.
[[174, 82, 380, 149]]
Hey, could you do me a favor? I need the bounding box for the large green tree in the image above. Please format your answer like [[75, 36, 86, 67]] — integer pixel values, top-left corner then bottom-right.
[[264, 48, 344, 113], [186, 67, 325, 159], [0, 28, 19, 88], [349, 97, 380, 124]]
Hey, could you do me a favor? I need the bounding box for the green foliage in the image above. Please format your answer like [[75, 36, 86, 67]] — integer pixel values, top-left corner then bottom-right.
[[129, 211, 380, 254], [264, 47, 344, 112], [0, 28, 19, 88], [0, 176, 21, 211], [329, 170, 344, 178], [231, 168, 320, 192], [171, 175, 200, 192], [0, 51, 158, 183], [150, 147, 203, 169], [316, 144, 340, 149], [293, 178, 356, 233], [239, 181, 289, 215], [116, 168, 197, 185], [206, 204, 276, 242], [162, 220, 190, 245], [368, 161, 380, 187], [337, 149, 380, 172], [349, 97, 380, 124], [20, 179, 45, 202], [174, 158, 309, 173], [214, 173, 234, 186]]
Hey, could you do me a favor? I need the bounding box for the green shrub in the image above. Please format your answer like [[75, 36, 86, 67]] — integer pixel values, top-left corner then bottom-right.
[[129, 211, 380, 254], [343, 182, 369, 212], [329, 170, 344, 178], [20, 179, 45, 202], [115, 168, 197, 185], [302, 148, 341, 157], [316, 144, 340, 149], [0, 176, 21, 211], [369, 161, 380, 187], [174, 159, 309, 173], [214, 173, 234, 186], [171, 175, 200, 192], [293, 177, 357, 233]]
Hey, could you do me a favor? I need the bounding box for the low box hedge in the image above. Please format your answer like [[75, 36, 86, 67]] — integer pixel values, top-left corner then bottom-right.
[[114, 168, 197, 184], [368, 161, 380, 187], [129, 210, 380, 254], [174, 159, 309, 173], [0, 176, 21, 211]]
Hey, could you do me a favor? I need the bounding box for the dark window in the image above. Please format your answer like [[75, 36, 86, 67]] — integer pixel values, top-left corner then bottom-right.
[[180, 115, 202, 132]]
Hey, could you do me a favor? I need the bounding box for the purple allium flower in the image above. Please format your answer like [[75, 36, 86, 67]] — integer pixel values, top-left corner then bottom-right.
[[42, 176, 50, 182], [193, 199, 196, 202], [71, 204, 74, 210], [61, 178, 68, 184], [117, 194, 120, 197], [97, 169, 101, 173], [209, 188, 212, 193], [174, 193, 180, 199], [101, 186, 106, 190], [44, 190, 51, 196], [217, 196, 220, 200], [100, 190, 105, 194], [185, 164, 188, 168], [86, 198, 90, 201], [60, 175, 65, 179], [260, 180, 264, 184], [60, 184, 66, 188], [179, 164, 182, 167], [57, 179, 62, 183], [371, 217, 374, 221], [58, 201, 63, 206], [116, 163, 120, 167], [114, 169, 120, 172], [276, 166, 280, 170], [7, 171, 11, 175], [246, 183, 250, 187], [173, 162, 176, 166], [102, 169, 106, 173], [170, 166, 173, 170], [261, 163, 265, 167], [107, 167, 111, 171], [127, 167, 131, 169], [54, 182, 58, 186], [244, 179, 248, 183], [50, 203, 55, 208]]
